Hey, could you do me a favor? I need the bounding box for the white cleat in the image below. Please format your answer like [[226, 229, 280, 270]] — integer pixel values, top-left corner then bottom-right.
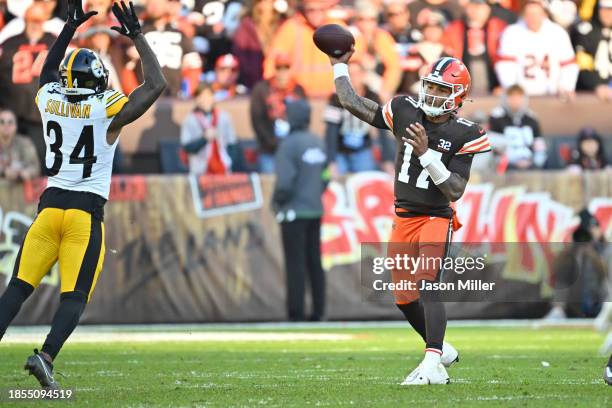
[[441, 341, 459, 368], [401, 363, 450, 385]]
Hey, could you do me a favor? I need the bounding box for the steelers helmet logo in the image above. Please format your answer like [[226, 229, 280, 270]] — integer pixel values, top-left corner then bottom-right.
[[91, 59, 104, 78]]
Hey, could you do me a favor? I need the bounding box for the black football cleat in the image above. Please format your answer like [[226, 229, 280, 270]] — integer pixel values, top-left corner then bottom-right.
[[24, 349, 59, 390]]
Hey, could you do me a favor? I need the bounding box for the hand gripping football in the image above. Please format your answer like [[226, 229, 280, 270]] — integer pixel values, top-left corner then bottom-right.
[[313, 24, 355, 57]]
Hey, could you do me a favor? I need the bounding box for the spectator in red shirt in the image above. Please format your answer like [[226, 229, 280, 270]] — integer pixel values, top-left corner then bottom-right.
[[444, 0, 507, 95], [0, 2, 56, 171], [250, 53, 306, 173], [0, 0, 64, 44], [232, 0, 287, 89]]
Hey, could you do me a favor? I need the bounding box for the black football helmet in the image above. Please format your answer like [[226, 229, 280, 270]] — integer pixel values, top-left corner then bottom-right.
[[59, 48, 109, 95]]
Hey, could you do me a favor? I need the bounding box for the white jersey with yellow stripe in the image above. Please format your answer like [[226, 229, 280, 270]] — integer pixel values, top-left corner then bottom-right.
[[35, 82, 128, 199]]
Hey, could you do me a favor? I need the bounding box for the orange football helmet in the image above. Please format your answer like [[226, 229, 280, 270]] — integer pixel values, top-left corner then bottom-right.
[[418, 57, 471, 117]]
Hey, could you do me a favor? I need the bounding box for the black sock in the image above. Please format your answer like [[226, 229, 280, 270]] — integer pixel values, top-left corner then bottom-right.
[[418, 280, 447, 352], [0, 278, 34, 341], [396, 301, 427, 342], [41, 291, 87, 360]]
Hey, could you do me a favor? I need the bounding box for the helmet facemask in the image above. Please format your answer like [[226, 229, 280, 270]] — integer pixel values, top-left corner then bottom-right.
[[417, 76, 465, 117]]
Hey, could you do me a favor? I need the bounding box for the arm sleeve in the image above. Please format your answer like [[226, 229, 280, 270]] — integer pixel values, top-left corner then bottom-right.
[[39, 24, 76, 87]]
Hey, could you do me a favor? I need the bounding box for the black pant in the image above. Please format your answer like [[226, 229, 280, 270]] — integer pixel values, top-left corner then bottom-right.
[[280, 218, 326, 321]]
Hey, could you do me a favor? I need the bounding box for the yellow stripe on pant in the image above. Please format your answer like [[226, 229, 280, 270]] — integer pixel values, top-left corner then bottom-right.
[[13, 208, 105, 301]]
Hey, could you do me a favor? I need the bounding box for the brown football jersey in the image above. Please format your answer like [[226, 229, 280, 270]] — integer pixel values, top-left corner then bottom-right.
[[381, 95, 491, 217]]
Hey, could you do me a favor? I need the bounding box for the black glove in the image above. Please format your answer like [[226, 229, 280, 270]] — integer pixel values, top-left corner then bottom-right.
[[66, 0, 98, 29], [111, 1, 142, 39]]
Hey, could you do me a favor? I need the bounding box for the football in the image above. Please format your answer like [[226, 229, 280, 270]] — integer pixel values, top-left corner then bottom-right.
[[313, 24, 355, 57]]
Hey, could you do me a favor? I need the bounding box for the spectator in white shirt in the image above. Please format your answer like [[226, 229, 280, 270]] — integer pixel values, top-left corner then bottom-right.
[[495, 0, 578, 100]]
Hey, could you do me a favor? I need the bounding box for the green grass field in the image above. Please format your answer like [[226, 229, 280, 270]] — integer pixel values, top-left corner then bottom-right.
[[0, 324, 609, 407]]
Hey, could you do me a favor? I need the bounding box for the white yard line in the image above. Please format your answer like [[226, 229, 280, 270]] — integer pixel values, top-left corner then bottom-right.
[[0, 331, 355, 344], [2, 318, 597, 336]]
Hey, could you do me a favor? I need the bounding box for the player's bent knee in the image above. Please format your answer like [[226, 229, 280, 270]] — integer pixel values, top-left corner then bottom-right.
[[8, 277, 35, 299]]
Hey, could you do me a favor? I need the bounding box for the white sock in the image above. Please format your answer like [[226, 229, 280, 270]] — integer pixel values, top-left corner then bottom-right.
[[423, 348, 442, 368]]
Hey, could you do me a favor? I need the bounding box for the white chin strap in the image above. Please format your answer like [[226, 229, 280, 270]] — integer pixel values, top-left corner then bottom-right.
[[419, 102, 447, 117]]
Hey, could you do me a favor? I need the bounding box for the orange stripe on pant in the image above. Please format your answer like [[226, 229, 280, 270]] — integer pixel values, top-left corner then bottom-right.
[[387, 212, 459, 304]]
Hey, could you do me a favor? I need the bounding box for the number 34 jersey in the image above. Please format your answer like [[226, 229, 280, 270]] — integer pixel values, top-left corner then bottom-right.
[[382, 95, 491, 218], [35, 82, 128, 199]]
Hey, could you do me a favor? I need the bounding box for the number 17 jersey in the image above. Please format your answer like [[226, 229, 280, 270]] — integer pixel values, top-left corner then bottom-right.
[[36, 82, 128, 199], [382, 95, 491, 218]]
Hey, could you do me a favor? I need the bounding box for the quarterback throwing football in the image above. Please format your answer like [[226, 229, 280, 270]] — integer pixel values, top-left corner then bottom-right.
[[329, 49, 491, 384], [0, 0, 166, 389]]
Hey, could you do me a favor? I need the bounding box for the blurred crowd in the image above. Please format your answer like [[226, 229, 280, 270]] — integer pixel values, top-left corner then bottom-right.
[[0, 0, 610, 179]]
